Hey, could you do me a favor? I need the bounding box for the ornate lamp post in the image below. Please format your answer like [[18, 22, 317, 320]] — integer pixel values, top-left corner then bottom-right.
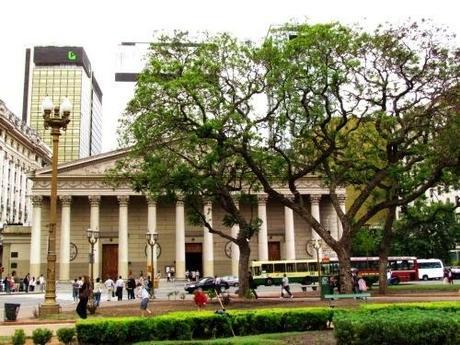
[[307, 239, 322, 291], [39, 97, 71, 317], [87, 228, 99, 285], [145, 231, 159, 298]]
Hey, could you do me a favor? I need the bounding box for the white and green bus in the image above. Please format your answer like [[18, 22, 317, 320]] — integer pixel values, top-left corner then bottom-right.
[[250, 259, 320, 286]]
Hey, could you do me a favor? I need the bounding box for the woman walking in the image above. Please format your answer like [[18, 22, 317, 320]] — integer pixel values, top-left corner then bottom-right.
[[76, 276, 91, 319]]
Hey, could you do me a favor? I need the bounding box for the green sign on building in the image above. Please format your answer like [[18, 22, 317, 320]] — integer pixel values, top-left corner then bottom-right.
[[67, 51, 77, 61]]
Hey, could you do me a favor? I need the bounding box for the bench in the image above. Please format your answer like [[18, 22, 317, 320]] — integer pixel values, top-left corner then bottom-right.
[[324, 293, 371, 306]]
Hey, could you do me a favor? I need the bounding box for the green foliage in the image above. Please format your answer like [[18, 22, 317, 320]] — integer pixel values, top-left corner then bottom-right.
[[56, 327, 75, 345], [351, 226, 382, 256], [31, 328, 53, 345], [392, 200, 460, 263], [11, 329, 26, 345], [76, 308, 332, 344], [334, 309, 460, 345]]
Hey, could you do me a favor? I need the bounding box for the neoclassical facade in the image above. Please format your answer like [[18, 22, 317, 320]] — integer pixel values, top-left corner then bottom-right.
[[0, 99, 51, 226], [27, 149, 346, 281]]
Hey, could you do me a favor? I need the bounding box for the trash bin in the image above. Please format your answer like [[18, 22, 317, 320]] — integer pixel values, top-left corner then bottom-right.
[[4, 303, 20, 321], [320, 276, 331, 300]]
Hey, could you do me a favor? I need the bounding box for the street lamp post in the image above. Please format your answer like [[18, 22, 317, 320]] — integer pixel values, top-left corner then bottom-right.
[[39, 97, 71, 317], [145, 232, 159, 298], [87, 228, 99, 285], [307, 239, 322, 293]]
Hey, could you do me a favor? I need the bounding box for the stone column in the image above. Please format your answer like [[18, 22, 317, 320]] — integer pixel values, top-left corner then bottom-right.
[[231, 199, 240, 277], [337, 194, 346, 240], [8, 159, 15, 222], [30, 195, 42, 277], [117, 196, 129, 279], [147, 197, 157, 277], [203, 201, 214, 277], [284, 195, 296, 260], [59, 196, 72, 281], [310, 194, 322, 259], [257, 194, 269, 261], [20, 165, 27, 224], [13, 163, 20, 223], [0, 155, 9, 221], [175, 198, 186, 279], [89, 195, 101, 279]]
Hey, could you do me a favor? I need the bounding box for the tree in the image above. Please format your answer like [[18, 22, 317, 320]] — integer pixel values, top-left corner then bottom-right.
[[392, 199, 460, 264], [115, 21, 460, 294]]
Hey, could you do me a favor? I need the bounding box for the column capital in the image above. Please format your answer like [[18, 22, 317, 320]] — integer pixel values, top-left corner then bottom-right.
[[59, 195, 72, 207], [257, 194, 268, 205], [203, 199, 213, 207], [117, 195, 129, 206], [310, 194, 322, 205], [337, 194, 346, 204], [176, 199, 185, 207], [146, 196, 157, 206], [88, 195, 101, 206], [31, 195, 43, 206]]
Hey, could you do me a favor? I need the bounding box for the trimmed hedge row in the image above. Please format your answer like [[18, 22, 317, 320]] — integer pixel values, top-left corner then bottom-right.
[[334, 309, 460, 345], [76, 308, 333, 344], [360, 301, 460, 313]]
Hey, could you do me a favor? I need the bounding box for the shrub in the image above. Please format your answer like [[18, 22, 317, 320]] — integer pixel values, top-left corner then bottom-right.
[[334, 309, 460, 345], [32, 328, 53, 345], [76, 307, 332, 344], [56, 327, 76, 345], [11, 329, 26, 345]]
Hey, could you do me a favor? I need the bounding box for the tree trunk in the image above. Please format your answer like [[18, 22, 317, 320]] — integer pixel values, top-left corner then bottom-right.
[[378, 206, 396, 294], [336, 247, 353, 293], [237, 241, 251, 298]]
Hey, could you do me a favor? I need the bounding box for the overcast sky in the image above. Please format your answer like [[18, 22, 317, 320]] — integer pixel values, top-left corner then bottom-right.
[[1, 0, 459, 152]]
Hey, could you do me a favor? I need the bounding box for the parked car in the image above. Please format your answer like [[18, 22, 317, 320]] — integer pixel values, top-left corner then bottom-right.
[[184, 277, 229, 294], [220, 275, 239, 287]]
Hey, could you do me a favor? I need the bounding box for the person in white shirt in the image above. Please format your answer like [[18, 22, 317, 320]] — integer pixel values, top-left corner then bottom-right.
[[38, 274, 45, 292], [281, 274, 293, 298], [104, 277, 115, 301], [115, 276, 125, 301], [93, 277, 103, 306], [136, 282, 152, 316]]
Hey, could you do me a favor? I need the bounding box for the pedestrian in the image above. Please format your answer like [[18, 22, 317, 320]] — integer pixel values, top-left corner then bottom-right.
[[185, 270, 190, 281], [196, 270, 200, 282], [77, 276, 83, 287], [3, 276, 10, 294], [115, 276, 124, 300], [352, 270, 359, 293], [136, 282, 152, 316], [357, 276, 368, 292], [76, 275, 91, 319], [127, 276, 136, 299], [38, 274, 45, 292], [72, 278, 80, 303], [167, 270, 171, 282], [194, 288, 208, 310], [248, 271, 258, 299], [448, 268, 454, 284], [281, 274, 293, 298], [191, 270, 196, 281], [93, 277, 102, 306], [29, 277, 36, 292], [104, 276, 114, 301], [23, 273, 30, 293]]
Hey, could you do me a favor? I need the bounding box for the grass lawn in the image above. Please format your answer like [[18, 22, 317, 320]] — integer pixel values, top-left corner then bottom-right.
[[134, 331, 336, 345], [387, 283, 459, 292]]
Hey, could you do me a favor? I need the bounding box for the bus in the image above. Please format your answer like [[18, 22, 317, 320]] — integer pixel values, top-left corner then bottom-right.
[[321, 256, 418, 285], [250, 259, 319, 286], [417, 259, 444, 280]]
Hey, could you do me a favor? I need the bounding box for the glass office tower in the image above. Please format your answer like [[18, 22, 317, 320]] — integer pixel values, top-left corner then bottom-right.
[[23, 46, 103, 162]]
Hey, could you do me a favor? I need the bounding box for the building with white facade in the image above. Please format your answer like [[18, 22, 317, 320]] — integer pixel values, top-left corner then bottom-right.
[[0, 99, 51, 226], [19, 149, 345, 281]]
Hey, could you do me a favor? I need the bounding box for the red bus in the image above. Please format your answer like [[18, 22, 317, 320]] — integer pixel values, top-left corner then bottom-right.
[[321, 256, 418, 285]]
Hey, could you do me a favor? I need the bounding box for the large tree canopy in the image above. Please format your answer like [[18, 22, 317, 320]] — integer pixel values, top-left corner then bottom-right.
[[115, 21, 460, 293]]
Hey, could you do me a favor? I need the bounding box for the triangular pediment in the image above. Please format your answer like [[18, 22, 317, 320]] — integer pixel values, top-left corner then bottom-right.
[[33, 148, 130, 178]]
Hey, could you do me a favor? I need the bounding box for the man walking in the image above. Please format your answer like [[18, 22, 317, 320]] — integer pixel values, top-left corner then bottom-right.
[[281, 274, 293, 298]]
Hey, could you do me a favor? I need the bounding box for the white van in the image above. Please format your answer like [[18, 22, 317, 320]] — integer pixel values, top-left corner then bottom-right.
[[417, 259, 444, 280]]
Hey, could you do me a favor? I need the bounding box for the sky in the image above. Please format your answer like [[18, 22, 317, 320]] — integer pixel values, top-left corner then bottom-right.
[[1, 0, 459, 152]]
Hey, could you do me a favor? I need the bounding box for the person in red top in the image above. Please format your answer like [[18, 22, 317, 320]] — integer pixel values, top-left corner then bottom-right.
[[193, 288, 208, 311]]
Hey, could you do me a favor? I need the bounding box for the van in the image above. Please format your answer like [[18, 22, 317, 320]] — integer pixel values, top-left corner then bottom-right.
[[417, 259, 444, 280]]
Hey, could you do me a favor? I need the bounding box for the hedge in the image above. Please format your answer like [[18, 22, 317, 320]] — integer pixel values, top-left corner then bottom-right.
[[76, 307, 333, 344], [334, 309, 460, 345], [360, 301, 460, 313]]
